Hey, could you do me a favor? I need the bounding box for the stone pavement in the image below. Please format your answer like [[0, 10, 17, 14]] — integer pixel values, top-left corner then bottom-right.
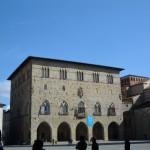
[[4, 142, 150, 150]]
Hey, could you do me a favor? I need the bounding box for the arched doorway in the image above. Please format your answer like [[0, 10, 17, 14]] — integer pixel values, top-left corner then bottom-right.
[[57, 122, 71, 141], [76, 122, 88, 141], [93, 122, 104, 140], [108, 122, 119, 140], [37, 122, 51, 142]]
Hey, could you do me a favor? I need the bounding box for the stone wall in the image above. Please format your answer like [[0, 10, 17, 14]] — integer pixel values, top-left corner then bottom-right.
[[9, 58, 123, 144], [10, 62, 32, 144], [30, 62, 123, 143]]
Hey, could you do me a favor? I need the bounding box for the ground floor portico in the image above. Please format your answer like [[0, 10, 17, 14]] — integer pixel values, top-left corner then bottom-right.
[[31, 116, 123, 144]]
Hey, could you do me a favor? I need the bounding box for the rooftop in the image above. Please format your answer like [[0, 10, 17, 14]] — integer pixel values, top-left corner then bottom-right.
[[121, 74, 149, 79], [8, 56, 124, 80]]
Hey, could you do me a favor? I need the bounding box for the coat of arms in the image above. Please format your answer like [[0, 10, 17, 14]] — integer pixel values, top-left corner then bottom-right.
[[78, 87, 83, 98]]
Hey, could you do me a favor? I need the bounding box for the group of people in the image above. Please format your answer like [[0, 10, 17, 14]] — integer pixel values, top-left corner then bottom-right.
[[76, 136, 98, 150], [0, 131, 131, 150], [76, 136, 130, 150], [32, 136, 130, 150], [32, 136, 98, 150]]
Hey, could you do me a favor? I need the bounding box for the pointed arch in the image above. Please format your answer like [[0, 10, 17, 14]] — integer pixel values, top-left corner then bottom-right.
[[94, 102, 101, 116], [59, 101, 68, 115], [57, 122, 71, 141], [39, 100, 50, 115], [93, 122, 104, 140], [75, 101, 86, 118], [108, 103, 116, 116], [37, 122, 51, 142], [78, 101, 85, 113], [76, 122, 88, 141], [108, 122, 119, 140]]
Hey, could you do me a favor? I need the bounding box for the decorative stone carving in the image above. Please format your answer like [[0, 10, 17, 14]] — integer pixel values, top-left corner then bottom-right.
[[78, 87, 83, 98]]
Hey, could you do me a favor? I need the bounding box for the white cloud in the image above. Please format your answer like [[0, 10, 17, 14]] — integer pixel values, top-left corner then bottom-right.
[[4, 105, 10, 111], [0, 80, 10, 99]]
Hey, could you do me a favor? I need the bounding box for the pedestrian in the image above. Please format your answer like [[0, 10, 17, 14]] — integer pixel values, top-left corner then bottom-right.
[[76, 136, 87, 150], [125, 139, 130, 150], [91, 137, 99, 150], [0, 142, 3, 150], [32, 139, 45, 150]]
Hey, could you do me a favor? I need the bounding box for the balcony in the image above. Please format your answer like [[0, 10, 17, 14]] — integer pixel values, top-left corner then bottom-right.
[[93, 112, 101, 116], [75, 112, 86, 118]]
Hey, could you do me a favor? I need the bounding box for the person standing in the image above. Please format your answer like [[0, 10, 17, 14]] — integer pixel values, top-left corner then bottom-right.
[[91, 137, 99, 150], [32, 140, 45, 150], [125, 139, 130, 150], [76, 136, 87, 150]]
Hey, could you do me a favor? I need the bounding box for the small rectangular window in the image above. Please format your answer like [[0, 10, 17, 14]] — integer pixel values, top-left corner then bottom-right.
[[60, 69, 67, 80], [77, 71, 84, 81], [41, 67, 49, 78], [93, 73, 99, 83]]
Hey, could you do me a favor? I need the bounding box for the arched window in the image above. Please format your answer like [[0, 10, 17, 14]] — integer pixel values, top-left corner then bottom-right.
[[94, 102, 101, 116], [75, 101, 86, 118], [40, 100, 50, 115], [78, 101, 85, 113], [59, 101, 68, 115], [107, 103, 116, 116]]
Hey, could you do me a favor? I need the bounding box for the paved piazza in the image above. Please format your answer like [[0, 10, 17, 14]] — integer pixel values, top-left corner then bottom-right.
[[4, 142, 150, 150]]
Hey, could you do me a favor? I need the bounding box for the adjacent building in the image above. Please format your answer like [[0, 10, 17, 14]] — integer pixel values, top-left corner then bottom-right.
[[3, 109, 10, 144], [8, 56, 124, 144], [121, 75, 150, 139], [0, 102, 5, 138]]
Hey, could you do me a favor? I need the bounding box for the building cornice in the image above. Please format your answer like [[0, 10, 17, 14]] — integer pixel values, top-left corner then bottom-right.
[[8, 56, 124, 80]]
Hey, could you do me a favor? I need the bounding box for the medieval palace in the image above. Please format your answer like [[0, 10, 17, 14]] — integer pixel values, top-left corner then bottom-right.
[[8, 56, 124, 144]]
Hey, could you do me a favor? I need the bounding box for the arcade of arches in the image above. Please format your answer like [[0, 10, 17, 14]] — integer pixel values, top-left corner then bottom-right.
[[37, 121, 120, 142]]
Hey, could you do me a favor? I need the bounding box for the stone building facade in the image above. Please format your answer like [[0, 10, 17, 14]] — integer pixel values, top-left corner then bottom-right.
[[8, 56, 123, 144], [121, 75, 150, 140]]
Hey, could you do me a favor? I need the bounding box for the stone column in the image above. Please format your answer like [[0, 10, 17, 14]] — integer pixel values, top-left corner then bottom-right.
[[88, 126, 93, 142], [71, 125, 76, 143], [52, 127, 57, 142], [104, 125, 108, 141], [31, 125, 37, 144]]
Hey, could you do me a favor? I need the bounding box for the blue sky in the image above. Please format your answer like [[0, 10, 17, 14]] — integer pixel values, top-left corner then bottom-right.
[[0, 0, 150, 106]]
